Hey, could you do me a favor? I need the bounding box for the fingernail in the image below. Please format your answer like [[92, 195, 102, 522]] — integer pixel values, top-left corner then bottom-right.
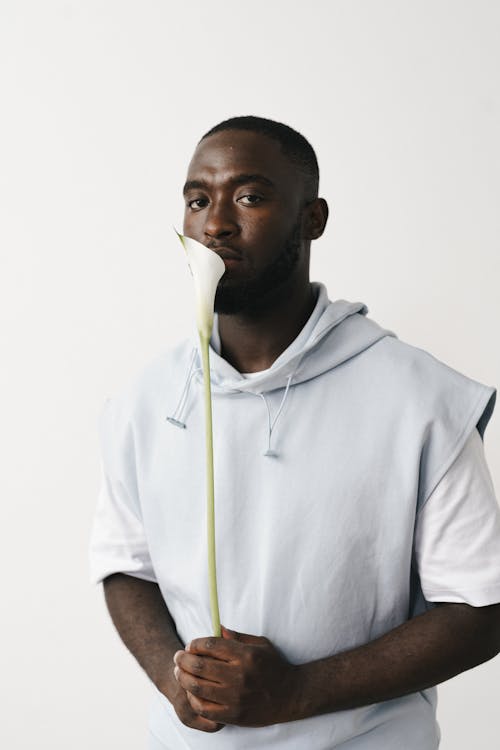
[[173, 650, 183, 664], [174, 666, 180, 680]]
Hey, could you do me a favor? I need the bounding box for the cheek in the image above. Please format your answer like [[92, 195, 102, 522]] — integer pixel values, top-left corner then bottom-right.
[[247, 219, 293, 254], [241, 212, 288, 243], [183, 212, 206, 241]]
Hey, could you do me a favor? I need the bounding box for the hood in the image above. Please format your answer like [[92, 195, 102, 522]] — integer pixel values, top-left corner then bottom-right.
[[206, 284, 395, 394], [166, 282, 396, 456]]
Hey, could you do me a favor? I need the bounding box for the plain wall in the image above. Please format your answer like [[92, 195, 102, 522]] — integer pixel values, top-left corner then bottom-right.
[[1, 1, 499, 748]]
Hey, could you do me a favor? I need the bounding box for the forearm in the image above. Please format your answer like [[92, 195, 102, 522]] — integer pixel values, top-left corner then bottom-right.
[[293, 602, 500, 720], [102, 573, 182, 700]]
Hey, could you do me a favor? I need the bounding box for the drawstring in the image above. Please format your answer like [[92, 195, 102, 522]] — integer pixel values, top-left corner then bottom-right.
[[256, 373, 294, 458], [166, 347, 301, 458], [166, 348, 199, 429]]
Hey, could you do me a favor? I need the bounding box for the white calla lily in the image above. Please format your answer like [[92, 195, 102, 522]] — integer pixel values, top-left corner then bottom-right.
[[175, 230, 226, 339], [175, 228, 226, 637]]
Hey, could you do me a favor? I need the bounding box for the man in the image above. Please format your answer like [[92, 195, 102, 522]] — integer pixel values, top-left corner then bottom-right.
[[89, 116, 500, 749]]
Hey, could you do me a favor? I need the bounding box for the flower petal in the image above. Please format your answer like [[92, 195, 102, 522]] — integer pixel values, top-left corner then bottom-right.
[[175, 229, 226, 338]]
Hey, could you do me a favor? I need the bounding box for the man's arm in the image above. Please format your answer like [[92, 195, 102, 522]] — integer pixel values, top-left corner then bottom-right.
[[293, 601, 500, 718], [173, 602, 500, 727], [102, 573, 223, 733]]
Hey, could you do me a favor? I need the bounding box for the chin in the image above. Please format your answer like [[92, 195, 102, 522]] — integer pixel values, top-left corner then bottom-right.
[[214, 279, 251, 315], [215, 284, 285, 317]]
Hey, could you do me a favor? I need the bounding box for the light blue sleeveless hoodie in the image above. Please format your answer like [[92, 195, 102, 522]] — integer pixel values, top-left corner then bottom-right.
[[98, 282, 496, 749]]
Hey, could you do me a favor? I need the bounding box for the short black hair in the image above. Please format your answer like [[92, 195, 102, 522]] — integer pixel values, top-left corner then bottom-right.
[[200, 115, 319, 201]]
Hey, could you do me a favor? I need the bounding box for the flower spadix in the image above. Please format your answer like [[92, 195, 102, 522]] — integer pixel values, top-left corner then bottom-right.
[[174, 228, 225, 637], [175, 230, 225, 339]]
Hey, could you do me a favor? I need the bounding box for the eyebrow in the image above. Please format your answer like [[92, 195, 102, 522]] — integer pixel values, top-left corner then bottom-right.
[[183, 173, 275, 196]]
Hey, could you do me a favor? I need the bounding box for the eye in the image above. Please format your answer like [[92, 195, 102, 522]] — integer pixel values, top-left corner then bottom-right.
[[237, 194, 262, 206], [186, 198, 208, 210]]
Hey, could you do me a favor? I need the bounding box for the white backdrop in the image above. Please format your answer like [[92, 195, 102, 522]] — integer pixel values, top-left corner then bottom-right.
[[1, 1, 499, 748]]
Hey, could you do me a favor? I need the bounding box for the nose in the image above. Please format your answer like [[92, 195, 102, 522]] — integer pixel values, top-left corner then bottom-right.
[[203, 198, 239, 241]]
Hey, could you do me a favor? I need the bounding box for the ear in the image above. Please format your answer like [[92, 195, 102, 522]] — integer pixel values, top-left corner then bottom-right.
[[302, 198, 329, 240]]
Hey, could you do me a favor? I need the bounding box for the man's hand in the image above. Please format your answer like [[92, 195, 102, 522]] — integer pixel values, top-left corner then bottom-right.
[[173, 604, 500, 727], [173, 625, 299, 727], [166, 670, 225, 733], [102, 575, 224, 733]]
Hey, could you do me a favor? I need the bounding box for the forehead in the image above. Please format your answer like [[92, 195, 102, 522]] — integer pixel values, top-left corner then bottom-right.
[[185, 130, 299, 193]]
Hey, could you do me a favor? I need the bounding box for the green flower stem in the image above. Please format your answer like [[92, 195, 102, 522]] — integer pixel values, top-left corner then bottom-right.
[[200, 331, 221, 637]]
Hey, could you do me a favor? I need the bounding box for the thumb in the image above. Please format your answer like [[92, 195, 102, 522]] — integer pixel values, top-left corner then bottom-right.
[[221, 625, 268, 645]]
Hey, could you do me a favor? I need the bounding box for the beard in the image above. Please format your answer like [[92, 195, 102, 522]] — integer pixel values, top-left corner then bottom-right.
[[213, 219, 302, 316]]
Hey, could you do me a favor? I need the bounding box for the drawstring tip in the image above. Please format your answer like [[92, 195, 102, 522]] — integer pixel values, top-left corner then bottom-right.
[[166, 416, 186, 429], [263, 449, 279, 458]]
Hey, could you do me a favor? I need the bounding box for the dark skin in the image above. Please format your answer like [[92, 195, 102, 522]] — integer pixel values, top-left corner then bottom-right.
[[103, 574, 500, 731], [103, 130, 500, 734], [182, 129, 329, 372], [103, 573, 223, 733]]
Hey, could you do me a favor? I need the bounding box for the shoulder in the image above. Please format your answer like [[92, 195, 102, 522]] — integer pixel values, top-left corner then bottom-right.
[[99, 337, 196, 433], [362, 332, 496, 508], [374, 333, 495, 441], [370, 334, 495, 418]]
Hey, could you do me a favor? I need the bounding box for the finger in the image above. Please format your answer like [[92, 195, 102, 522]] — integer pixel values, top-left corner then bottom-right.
[[174, 651, 230, 683], [174, 665, 234, 706], [187, 636, 243, 661], [221, 625, 268, 645], [175, 688, 224, 732], [191, 715, 224, 733], [178, 703, 224, 733], [186, 690, 230, 724]]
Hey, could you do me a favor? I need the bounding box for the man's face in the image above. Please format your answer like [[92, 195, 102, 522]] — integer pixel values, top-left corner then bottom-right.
[[182, 130, 308, 315]]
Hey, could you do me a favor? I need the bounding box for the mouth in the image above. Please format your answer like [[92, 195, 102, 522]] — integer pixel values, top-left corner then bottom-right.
[[211, 248, 243, 272], [211, 247, 242, 262]]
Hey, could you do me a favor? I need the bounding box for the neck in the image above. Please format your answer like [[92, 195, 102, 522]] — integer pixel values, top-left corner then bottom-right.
[[217, 277, 317, 373]]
